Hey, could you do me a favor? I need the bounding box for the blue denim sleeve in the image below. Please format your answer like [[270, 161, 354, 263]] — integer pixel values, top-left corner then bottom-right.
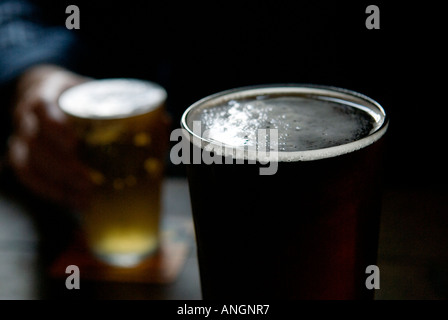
[[0, 0, 80, 85]]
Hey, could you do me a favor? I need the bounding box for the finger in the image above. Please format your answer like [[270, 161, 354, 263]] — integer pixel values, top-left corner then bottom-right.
[[33, 100, 79, 153], [15, 73, 87, 155], [9, 133, 90, 194], [8, 135, 91, 209], [15, 97, 79, 158], [8, 138, 85, 209], [27, 136, 92, 191], [15, 108, 39, 139]]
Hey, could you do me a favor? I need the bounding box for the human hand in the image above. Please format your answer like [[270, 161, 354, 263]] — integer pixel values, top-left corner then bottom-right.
[[8, 64, 92, 209]]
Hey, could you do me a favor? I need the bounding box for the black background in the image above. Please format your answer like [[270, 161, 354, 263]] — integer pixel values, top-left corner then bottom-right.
[[0, 0, 446, 302], [72, 1, 445, 187], [2, 1, 446, 188]]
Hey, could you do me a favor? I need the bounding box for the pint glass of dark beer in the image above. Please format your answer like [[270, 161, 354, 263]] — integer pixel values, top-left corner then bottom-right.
[[180, 85, 388, 299], [59, 79, 169, 267]]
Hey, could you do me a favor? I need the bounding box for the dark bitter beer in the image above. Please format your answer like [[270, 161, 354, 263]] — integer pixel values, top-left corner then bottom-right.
[[181, 85, 388, 299]]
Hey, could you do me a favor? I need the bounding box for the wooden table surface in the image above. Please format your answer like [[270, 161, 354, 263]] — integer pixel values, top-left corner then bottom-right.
[[0, 170, 447, 300]]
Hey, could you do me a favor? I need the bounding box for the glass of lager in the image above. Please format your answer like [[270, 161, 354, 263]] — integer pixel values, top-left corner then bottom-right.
[[181, 85, 388, 299], [59, 79, 169, 267]]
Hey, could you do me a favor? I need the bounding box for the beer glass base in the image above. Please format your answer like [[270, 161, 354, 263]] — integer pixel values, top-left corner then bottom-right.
[[94, 248, 158, 268]]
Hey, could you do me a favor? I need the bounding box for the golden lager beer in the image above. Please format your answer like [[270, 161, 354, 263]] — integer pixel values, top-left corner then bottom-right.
[[59, 79, 169, 267]]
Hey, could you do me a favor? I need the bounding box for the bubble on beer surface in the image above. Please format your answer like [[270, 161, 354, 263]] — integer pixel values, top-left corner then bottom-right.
[[59, 79, 166, 119], [194, 95, 374, 152]]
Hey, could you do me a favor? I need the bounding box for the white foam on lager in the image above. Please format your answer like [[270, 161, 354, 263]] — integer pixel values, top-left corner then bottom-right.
[[182, 85, 388, 162], [59, 79, 167, 119]]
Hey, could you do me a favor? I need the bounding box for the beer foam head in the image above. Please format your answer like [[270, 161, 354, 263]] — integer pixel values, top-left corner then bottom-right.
[[59, 79, 167, 119], [182, 85, 388, 162]]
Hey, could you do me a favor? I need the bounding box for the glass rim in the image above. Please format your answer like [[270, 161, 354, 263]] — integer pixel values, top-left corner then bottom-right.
[[180, 84, 389, 162]]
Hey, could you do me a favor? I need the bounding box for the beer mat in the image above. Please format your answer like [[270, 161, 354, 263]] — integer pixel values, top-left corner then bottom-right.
[[49, 216, 194, 284]]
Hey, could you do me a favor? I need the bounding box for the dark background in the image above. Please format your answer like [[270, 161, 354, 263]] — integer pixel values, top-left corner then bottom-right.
[[0, 0, 446, 300], [74, 1, 445, 187], [0, 1, 445, 188]]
